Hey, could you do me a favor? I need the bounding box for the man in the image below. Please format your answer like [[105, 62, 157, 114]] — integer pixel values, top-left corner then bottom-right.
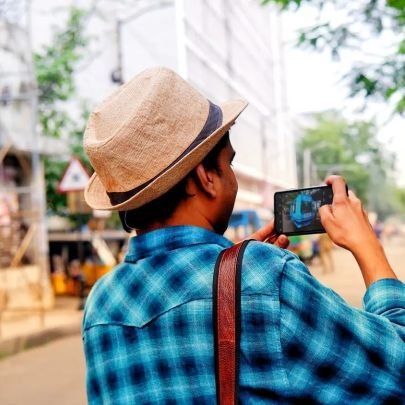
[[82, 67, 404, 403], [318, 233, 335, 273]]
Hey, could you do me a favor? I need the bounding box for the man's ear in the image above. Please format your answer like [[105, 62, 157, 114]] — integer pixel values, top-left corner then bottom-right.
[[193, 163, 217, 198]]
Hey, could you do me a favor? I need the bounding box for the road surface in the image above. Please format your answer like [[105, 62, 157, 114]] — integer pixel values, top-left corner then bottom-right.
[[0, 335, 86, 405]]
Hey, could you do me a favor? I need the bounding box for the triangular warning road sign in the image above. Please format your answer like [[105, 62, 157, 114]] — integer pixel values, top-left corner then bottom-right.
[[57, 157, 90, 193]]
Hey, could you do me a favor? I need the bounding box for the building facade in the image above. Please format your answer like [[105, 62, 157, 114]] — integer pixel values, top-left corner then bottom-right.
[[31, 0, 297, 221]]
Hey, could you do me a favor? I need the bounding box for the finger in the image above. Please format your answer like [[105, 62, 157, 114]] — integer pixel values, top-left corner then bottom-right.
[[319, 203, 332, 217], [319, 203, 333, 226], [324, 174, 342, 185], [264, 233, 278, 243], [347, 189, 364, 213], [249, 220, 276, 241], [348, 189, 357, 199], [273, 234, 289, 249], [348, 189, 361, 206], [264, 233, 289, 247], [324, 175, 347, 204]]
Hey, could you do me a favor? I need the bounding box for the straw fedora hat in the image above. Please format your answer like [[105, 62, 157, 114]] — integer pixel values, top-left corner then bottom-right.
[[84, 66, 248, 211]]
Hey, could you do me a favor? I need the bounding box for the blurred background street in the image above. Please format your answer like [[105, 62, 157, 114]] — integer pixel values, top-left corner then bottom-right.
[[311, 236, 405, 308]]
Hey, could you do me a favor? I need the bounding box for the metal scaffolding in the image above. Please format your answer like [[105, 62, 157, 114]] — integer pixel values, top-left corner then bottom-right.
[[0, 0, 55, 335]]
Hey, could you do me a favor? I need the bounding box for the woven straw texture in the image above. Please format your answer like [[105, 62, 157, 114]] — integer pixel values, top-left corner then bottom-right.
[[84, 67, 247, 211]]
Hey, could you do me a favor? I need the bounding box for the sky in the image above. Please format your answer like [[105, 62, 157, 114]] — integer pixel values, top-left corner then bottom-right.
[[281, 6, 405, 187]]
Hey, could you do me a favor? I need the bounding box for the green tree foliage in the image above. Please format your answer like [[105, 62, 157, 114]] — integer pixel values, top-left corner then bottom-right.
[[261, 0, 405, 115], [393, 187, 405, 217], [297, 112, 399, 218], [34, 7, 87, 137], [33, 7, 91, 214]]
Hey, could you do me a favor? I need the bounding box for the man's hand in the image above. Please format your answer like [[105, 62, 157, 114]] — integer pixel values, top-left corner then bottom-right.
[[248, 220, 289, 249], [319, 175, 376, 253], [319, 175, 397, 287]]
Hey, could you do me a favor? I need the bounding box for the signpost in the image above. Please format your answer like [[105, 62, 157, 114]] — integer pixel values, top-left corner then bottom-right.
[[57, 157, 91, 214], [57, 158, 91, 307], [57, 157, 90, 193]]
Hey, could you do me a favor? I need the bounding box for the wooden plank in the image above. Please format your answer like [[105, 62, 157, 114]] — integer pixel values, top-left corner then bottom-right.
[[14, 152, 31, 178], [10, 223, 36, 267]]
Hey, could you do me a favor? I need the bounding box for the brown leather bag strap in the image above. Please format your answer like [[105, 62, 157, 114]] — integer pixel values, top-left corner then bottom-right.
[[213, 240, 251, 405]]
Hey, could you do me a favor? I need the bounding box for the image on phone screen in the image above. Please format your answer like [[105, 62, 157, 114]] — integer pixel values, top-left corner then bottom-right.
[[274, 185, 333, 236]]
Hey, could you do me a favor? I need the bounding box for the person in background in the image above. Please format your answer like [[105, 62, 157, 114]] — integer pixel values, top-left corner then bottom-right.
[[318, 232, 335, 273], [81, 67, 404, 404]]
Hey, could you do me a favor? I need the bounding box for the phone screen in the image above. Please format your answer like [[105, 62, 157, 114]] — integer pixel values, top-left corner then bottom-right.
[[274, 185, 333, 236]]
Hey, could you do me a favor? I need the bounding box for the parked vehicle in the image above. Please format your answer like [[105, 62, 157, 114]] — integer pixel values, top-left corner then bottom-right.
[[289, 194, 316, 228], [227, 210, 262, 241]]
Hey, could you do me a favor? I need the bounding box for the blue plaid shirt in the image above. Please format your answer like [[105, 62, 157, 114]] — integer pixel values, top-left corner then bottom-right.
[[82, 226, 405, 404]]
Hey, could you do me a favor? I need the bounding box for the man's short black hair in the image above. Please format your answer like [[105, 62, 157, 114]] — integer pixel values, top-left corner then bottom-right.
[[119, 132, 230, 232]]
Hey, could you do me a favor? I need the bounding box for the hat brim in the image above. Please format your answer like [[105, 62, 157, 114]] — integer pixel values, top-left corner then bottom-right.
[[84, 99, 248, 211]]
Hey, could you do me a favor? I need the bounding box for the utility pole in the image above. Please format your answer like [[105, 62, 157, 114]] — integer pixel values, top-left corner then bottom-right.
[[26, 0, 49, 323], [303, 148, 311, 187], [111, 0, 173, 85]]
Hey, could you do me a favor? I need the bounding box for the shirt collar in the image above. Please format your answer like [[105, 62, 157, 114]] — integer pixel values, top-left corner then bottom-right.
[[124, 225, 233, 262]]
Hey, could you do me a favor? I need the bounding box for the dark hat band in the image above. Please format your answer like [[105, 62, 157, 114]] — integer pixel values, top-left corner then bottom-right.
[[107, 100, 223, 206]]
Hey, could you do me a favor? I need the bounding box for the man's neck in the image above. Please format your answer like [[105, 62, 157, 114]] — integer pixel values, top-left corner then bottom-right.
[[136, 200, 217, 236]]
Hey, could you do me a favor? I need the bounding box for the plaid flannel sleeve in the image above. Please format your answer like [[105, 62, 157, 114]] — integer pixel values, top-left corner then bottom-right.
[[279, 254, 405, 404]]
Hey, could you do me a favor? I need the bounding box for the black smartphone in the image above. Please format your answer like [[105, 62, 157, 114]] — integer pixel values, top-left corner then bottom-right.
[[274, 185, 333, 236]]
